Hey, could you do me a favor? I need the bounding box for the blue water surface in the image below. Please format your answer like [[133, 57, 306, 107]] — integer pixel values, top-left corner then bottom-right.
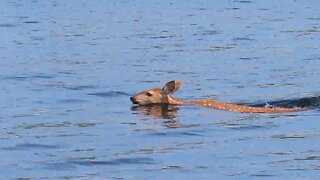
[[1, 0, 320, 179]]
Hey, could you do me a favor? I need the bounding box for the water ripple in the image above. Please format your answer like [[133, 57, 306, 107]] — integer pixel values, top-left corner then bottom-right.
[[1, 74, 54, 81], [23, 21, 40, 24], [216, 121, 276, 130], [14, 122, 72, 129], [64, 85, 98, 91], [68, 157, 157, 166], [148, 130, 203, 137], [44, 162, 77, 171], [88, 91, 131, 97], [294, 156, 320, 161], [0, 23, 18, 27], [2, 143, 60, 151], [58, 99, 88, 104], [149, 35, 176, 39], [271, 134, 307, 139]]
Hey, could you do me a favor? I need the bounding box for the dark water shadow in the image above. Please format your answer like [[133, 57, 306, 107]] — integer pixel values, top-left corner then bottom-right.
[[244, 95, 320, 109], [44, 162, 77, 171], [271, 134, 307, 140], [64, 85, 98, 91], [131, 104, 179, 120], [216, 121, 274, 131], [58, 99, 89, 104], [43, 157, 157, 171], [0, 23, 18, 27], [68, 157, 156, 166], [88, 91, 131, 97], [1, 143, 60, 151], [23, 21, 40, 24], [1, 74, 54, 81], [294, 155, 320, 161]]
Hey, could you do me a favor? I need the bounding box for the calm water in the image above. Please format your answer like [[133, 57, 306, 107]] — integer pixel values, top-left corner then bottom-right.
[[1, 0, 320, 179]]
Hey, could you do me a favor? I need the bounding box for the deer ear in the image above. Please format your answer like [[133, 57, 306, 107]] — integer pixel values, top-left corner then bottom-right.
[[162, 80, 183, 95]]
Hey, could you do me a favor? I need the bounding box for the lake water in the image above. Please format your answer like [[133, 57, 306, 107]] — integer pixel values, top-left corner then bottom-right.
[[1, 0, 320, 179]]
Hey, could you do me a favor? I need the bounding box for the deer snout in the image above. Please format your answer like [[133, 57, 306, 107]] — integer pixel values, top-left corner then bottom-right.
[[130, 96, 139, 104]]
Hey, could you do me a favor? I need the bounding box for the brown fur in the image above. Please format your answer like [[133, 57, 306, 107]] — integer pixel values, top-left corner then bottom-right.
[[130, 81, 302, 113]]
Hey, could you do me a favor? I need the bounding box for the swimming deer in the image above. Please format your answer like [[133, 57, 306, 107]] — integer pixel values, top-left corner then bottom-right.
[[130, 80, 302, 113]]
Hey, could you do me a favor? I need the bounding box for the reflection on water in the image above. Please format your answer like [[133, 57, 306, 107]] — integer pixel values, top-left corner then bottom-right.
[[131, 104, 192, 128], [131, 104, 179, 119]]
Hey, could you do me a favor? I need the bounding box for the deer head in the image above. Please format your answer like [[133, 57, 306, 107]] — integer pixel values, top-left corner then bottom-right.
[[130, 80, 184, 105]]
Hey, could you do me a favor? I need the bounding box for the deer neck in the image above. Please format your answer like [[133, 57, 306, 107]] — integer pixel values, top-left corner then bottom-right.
[[162, 95, 188, 105]]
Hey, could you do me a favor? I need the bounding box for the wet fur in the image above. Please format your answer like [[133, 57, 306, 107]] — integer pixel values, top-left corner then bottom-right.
[[130, 81, 303, 113]]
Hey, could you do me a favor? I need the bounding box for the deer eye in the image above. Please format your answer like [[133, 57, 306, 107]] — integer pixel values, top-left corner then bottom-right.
[[145, 92, 153, 97]]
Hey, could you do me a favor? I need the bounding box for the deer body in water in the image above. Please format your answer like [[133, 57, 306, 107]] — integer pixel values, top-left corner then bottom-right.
[[130, 81, 302, 113]]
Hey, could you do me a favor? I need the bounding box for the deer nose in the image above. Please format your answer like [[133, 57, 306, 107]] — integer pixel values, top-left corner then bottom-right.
[[130, 96, 136, 103], [130, 97, 140, 104]]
